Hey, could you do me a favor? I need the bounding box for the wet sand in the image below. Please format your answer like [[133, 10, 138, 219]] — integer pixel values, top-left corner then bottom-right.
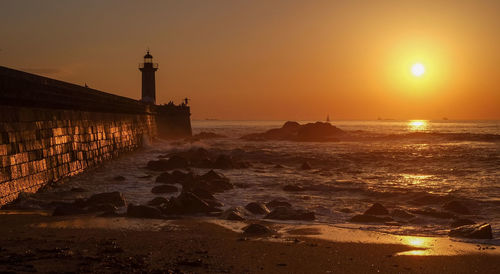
[[1, 212, 499, 273]]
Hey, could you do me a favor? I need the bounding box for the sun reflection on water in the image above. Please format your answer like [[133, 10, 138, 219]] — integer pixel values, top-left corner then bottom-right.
[[397, 236, 434, 256], [408, 120, 429, 131]]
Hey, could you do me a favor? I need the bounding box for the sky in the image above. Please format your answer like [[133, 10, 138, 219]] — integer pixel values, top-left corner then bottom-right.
[[1, 0, 499, 120]]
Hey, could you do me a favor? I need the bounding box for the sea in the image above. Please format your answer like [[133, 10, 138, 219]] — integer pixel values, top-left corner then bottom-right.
[[34, 120, 500, 243]]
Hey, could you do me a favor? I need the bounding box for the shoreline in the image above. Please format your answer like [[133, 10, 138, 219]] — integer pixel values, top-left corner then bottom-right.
[[1, 212, 499, 273]]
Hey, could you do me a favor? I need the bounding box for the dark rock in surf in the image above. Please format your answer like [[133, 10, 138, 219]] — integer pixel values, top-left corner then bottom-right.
[[243, 224, 274, 236], [148, 197, 169, 206], [349, 214, 393, 223], [450, 218, 476, 228], [283, 184, 306, 192], [245, 202, 270, 215], [265, 206, 315, 221], [443, 201, 471, 215], [127, 204, 163, 219], [364, 203, 389, 215], [151, 184, 178, 194], [161, 192, 219, 215], [183, 170, 233, 194], [266, 199, 292, 209], [448, 223, 493, 239], [112, 175, 126, 181], [86, 192, 126, 208], [220, 207, 250, 221], [189, 187, 224, 208]]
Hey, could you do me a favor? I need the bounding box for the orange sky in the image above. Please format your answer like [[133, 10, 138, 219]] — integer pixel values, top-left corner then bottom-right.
[[1, 0, 499, 120]]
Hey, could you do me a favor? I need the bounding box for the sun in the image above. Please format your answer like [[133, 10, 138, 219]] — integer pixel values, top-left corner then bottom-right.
[[411, 63, 425, 77]]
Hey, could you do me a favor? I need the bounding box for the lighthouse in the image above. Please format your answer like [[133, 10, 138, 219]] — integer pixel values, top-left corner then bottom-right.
[[139, 50, 158, 104]]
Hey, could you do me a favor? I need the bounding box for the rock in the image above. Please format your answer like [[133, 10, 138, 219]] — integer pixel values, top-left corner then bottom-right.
[[52, 204, 87, 216], [213, 155, 234, 169], [183, 170, 233, 194], [127, 204, 163, 219], [146, 155, 189, 171], [189, 188, 224, 208], [283, 184, 306, 192], [245, 202, 270, 215], [87, 203, 117, 213], [86, 192, 126, 207], [113, 175, 126, 181], [450, 218, 476, 228], [300, 162, 312, 170], [364, 203, 389, 216], [339, 208, 353, 213], [162, 192, 217, 215], [151, 185, 178, 194], [266, 199, 292, 209], [349, 214, 394, 223], [274, 164, 284, 169], [147, 197, 169, 206], [443, 201, 471, 215], [155, 172, 176, 184], [409, 208, 455, 219], [448, 223, 493, 239], [199, 170, 225, 181], [220, 207, 249, 221], [391, 209, 415, 219], [265, 206, 315, 221], [241, 121, 344, 142], [243, 224, 274, 236]]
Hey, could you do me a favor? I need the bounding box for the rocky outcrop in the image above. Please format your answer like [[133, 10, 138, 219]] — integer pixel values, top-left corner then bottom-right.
[[448, 223, 493, 239], [245, 202, 270, 215], [220, 207, 250, 221], [243, 224, 274, 236], [151, 185, 178, 194], [161, 192, 220, 215], [241, 121, 344, 142], [364, 203, 389, 215]]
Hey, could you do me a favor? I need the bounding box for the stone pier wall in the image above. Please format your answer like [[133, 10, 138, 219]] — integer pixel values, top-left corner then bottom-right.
[[0, 106, 156, 205], [0, 66, 166, 206]]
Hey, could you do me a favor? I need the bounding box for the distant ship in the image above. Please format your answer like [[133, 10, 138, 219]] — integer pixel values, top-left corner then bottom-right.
[[326, 114, 330, 122]]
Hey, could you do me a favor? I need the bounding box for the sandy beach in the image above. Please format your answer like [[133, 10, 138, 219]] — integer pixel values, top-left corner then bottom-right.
[[1, 212, 499, 273]]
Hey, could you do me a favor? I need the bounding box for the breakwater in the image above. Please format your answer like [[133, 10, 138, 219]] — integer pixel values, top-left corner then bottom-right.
[[0, 66, 190, 205]]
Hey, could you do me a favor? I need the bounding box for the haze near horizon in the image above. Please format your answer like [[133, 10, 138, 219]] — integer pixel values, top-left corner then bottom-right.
[[1, 0, 499, 120]]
